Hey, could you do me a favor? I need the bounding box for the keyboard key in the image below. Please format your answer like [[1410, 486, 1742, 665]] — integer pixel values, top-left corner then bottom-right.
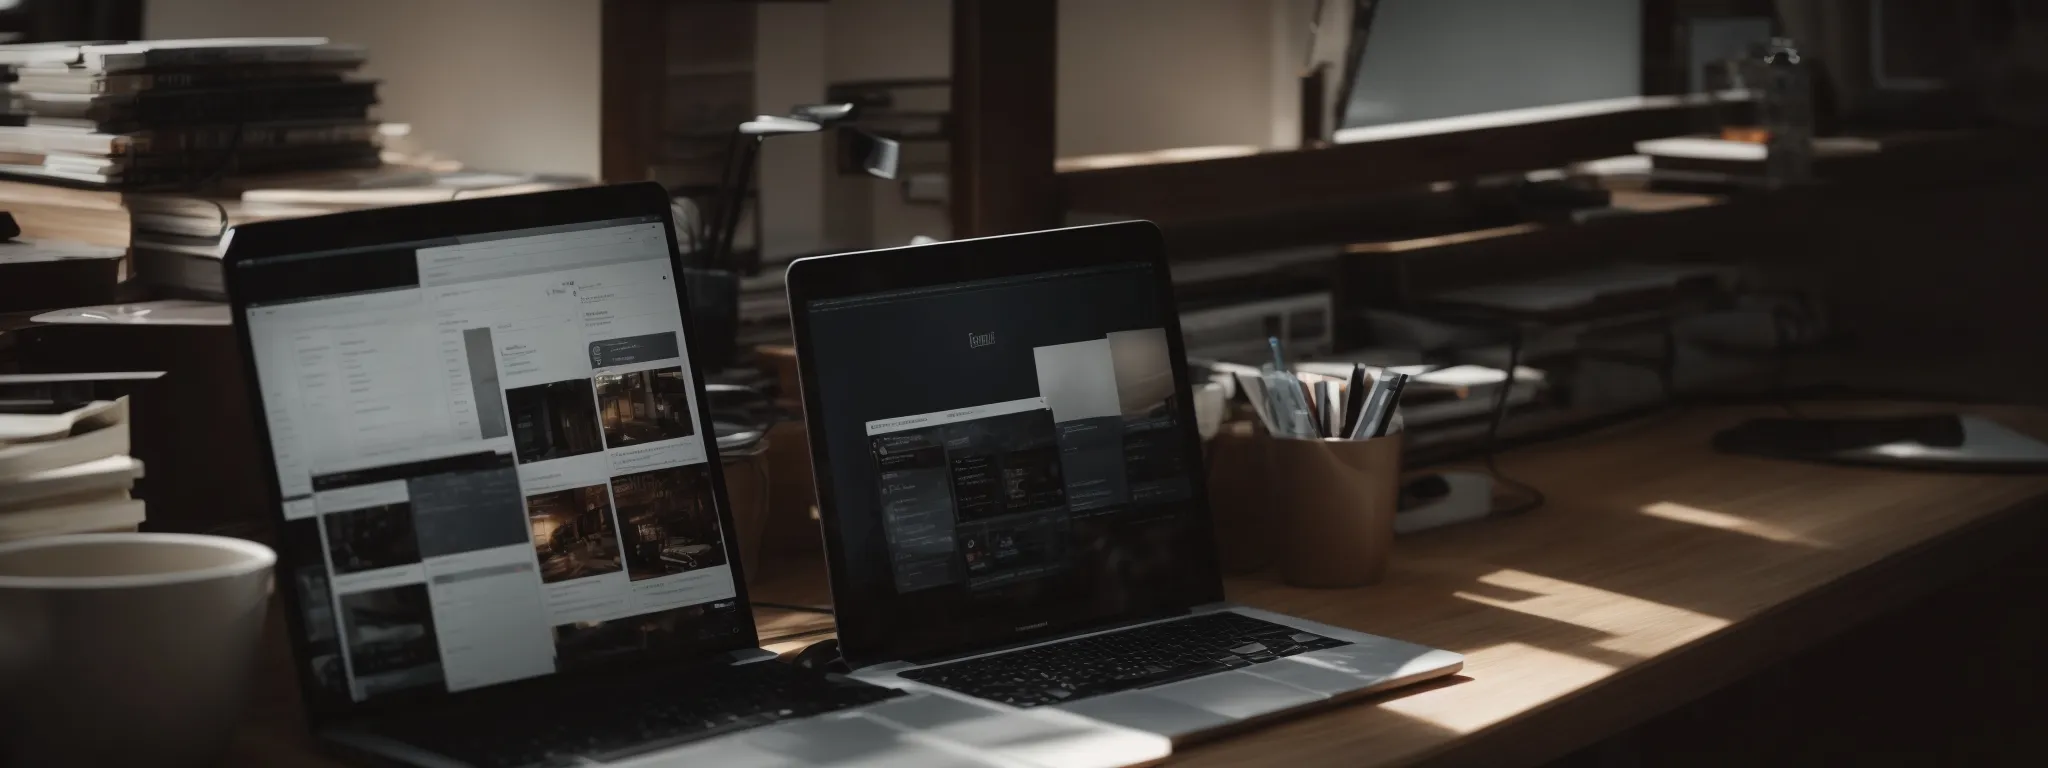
[[900, 612, 1349, 708], [372, 662, 904, 767]]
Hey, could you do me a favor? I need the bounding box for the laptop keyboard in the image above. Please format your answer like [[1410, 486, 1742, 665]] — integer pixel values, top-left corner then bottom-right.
[[898, 611, 1351, 708], [373, 661, 904, 768]]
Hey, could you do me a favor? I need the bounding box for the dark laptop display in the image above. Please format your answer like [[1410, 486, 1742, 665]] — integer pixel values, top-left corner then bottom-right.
[[231, 199, 750, 716], [790, 225, 1222, 666]]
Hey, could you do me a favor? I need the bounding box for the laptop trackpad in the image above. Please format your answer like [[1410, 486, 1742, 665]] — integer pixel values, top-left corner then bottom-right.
[[1146, 669, 1329, 720], [1056, 691, 1235, 739], [1246, 654, 1389, 696], [614, 714, 987, 768], [609, 733, 803, 768], [1280, 642, 1463, 684], [866, 693, 1170, 768]]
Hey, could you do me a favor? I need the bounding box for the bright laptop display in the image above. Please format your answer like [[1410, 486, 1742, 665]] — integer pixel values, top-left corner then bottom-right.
[[235, 212, 745, 711]]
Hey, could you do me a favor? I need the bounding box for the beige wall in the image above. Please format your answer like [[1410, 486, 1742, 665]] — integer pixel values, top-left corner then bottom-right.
[[1058, 0, 1286, 157], [144, 0, 602, 178]]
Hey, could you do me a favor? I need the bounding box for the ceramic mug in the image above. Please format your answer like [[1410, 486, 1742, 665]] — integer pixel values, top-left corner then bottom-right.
[[0, 533, 276, 768]]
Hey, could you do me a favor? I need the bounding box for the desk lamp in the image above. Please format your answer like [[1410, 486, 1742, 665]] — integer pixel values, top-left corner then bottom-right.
[[686, 104, 899, 373], [702, 103, 901, 275]]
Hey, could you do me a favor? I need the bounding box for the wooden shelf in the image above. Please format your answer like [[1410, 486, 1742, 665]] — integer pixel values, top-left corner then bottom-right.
[[1058, 94, 1737, 228]]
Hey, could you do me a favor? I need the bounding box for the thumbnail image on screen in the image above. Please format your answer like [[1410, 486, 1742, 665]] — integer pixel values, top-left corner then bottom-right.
[[340, 584, 445, 699], [611, 465, 729, 581], [594, 366, 696, 448], [508, 379, 606, 464], [526, 484, 624, 584]]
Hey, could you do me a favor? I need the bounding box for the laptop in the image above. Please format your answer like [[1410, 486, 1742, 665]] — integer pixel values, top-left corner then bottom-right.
[[785, 221, 1464, 741], [224, 183, 1168, 768]]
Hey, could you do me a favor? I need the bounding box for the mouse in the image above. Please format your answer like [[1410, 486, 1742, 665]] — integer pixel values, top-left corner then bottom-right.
[[791, 638, 848, 674]]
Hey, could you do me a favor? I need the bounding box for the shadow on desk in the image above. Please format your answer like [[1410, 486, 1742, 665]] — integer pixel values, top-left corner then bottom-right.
[[1550, 530, 2048, 767], [1172, 401, 2048, 767]]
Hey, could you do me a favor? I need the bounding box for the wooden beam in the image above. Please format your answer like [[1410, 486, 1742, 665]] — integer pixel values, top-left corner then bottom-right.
[[600, 0, 668, 184], [950, 0, 1059, 238], [1641, 0, 1683, 96]]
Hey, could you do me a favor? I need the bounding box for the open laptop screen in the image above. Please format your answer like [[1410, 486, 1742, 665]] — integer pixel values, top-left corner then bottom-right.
[[797, 245, 1221, 665], [235, 214, 745, 710]]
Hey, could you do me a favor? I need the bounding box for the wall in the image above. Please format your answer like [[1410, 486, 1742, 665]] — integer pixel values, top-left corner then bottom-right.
[[1341, 0, 1641, 127], [1056, 0, 1283, 157], [144, 0, 602, 178], [825, 0, 951, 82], [757, 2, 830, 256]]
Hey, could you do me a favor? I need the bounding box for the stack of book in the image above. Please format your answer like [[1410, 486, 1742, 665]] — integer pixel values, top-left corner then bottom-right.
[[124, 169, 582, 299], [0, 397, 145, 542], [0, 38, 380, 189], [0, 219, 127, 312], [0, 39, 588, 303], [0, 162, 581, 300]]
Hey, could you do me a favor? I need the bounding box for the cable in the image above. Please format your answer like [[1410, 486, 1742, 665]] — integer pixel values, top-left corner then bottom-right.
[[1480, 323, 1547, 516]]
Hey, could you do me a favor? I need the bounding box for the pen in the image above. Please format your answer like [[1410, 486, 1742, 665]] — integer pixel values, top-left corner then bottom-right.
[[1340, 364, 1370, 439], [1313, 380, 1335, 438], [1297, 377, 1320, 435], [1264, 370, 1316, 439], [1366, 371, 1410, 438], [1346, 376, 1388, 440], [1234, 371, 1276, 435]]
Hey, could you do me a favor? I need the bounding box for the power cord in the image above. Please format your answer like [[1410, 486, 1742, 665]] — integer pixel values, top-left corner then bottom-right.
[[1480, 324, 1547, 516]]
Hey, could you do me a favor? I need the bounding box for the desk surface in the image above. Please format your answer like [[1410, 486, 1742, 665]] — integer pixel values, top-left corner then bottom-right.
[[231, 402, 2048, 768]]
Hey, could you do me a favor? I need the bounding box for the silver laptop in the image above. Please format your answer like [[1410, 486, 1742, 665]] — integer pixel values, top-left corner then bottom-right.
[[785, 221, 1463, 742], [225, 183, 1167, 768]]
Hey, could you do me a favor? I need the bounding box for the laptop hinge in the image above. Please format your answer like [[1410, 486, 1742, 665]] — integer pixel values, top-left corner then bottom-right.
[[863, 607, 1199, 671]]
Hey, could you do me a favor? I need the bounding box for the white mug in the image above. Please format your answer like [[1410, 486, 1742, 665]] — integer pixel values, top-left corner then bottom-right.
[[0, 533, 276, 768]]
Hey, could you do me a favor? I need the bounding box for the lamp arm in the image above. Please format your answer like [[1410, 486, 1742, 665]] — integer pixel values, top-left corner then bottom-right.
[[700, 128, 748, 269], [713, 136, 762, 273]]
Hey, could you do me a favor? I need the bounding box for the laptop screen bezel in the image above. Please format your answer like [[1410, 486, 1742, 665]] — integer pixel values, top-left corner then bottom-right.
[[784, 220, 1225, 669], [223, 182, 761, 726]]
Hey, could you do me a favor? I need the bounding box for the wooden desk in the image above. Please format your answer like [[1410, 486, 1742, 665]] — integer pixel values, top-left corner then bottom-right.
[[231, 402, 2048, 767]]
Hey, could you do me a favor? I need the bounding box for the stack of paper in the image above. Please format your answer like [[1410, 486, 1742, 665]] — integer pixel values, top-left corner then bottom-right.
[[0, 398, 145, 541]]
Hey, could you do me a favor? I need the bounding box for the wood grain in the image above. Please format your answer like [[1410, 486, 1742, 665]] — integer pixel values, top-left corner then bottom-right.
[[597, 0, 666, 184], [228, 403, 2048, 768], [1175, 402, 2048, 767]]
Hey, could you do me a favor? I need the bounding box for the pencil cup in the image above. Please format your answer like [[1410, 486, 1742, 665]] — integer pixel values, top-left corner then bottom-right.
[[1268, 432, 1404, 588], [1205, 421, 1279, 574]]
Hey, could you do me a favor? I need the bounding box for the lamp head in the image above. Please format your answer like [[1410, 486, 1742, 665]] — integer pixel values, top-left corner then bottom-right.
[[739, 115, 824, 136], [789, 102, 859, 123], [837, 128, 901, 180]]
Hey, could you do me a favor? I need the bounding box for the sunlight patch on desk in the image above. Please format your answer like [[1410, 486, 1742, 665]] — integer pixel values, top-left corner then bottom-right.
[[1640, 501, 1824, 547], [1380, 642, 1610, 734], [1454, 569, 1732, 658]]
